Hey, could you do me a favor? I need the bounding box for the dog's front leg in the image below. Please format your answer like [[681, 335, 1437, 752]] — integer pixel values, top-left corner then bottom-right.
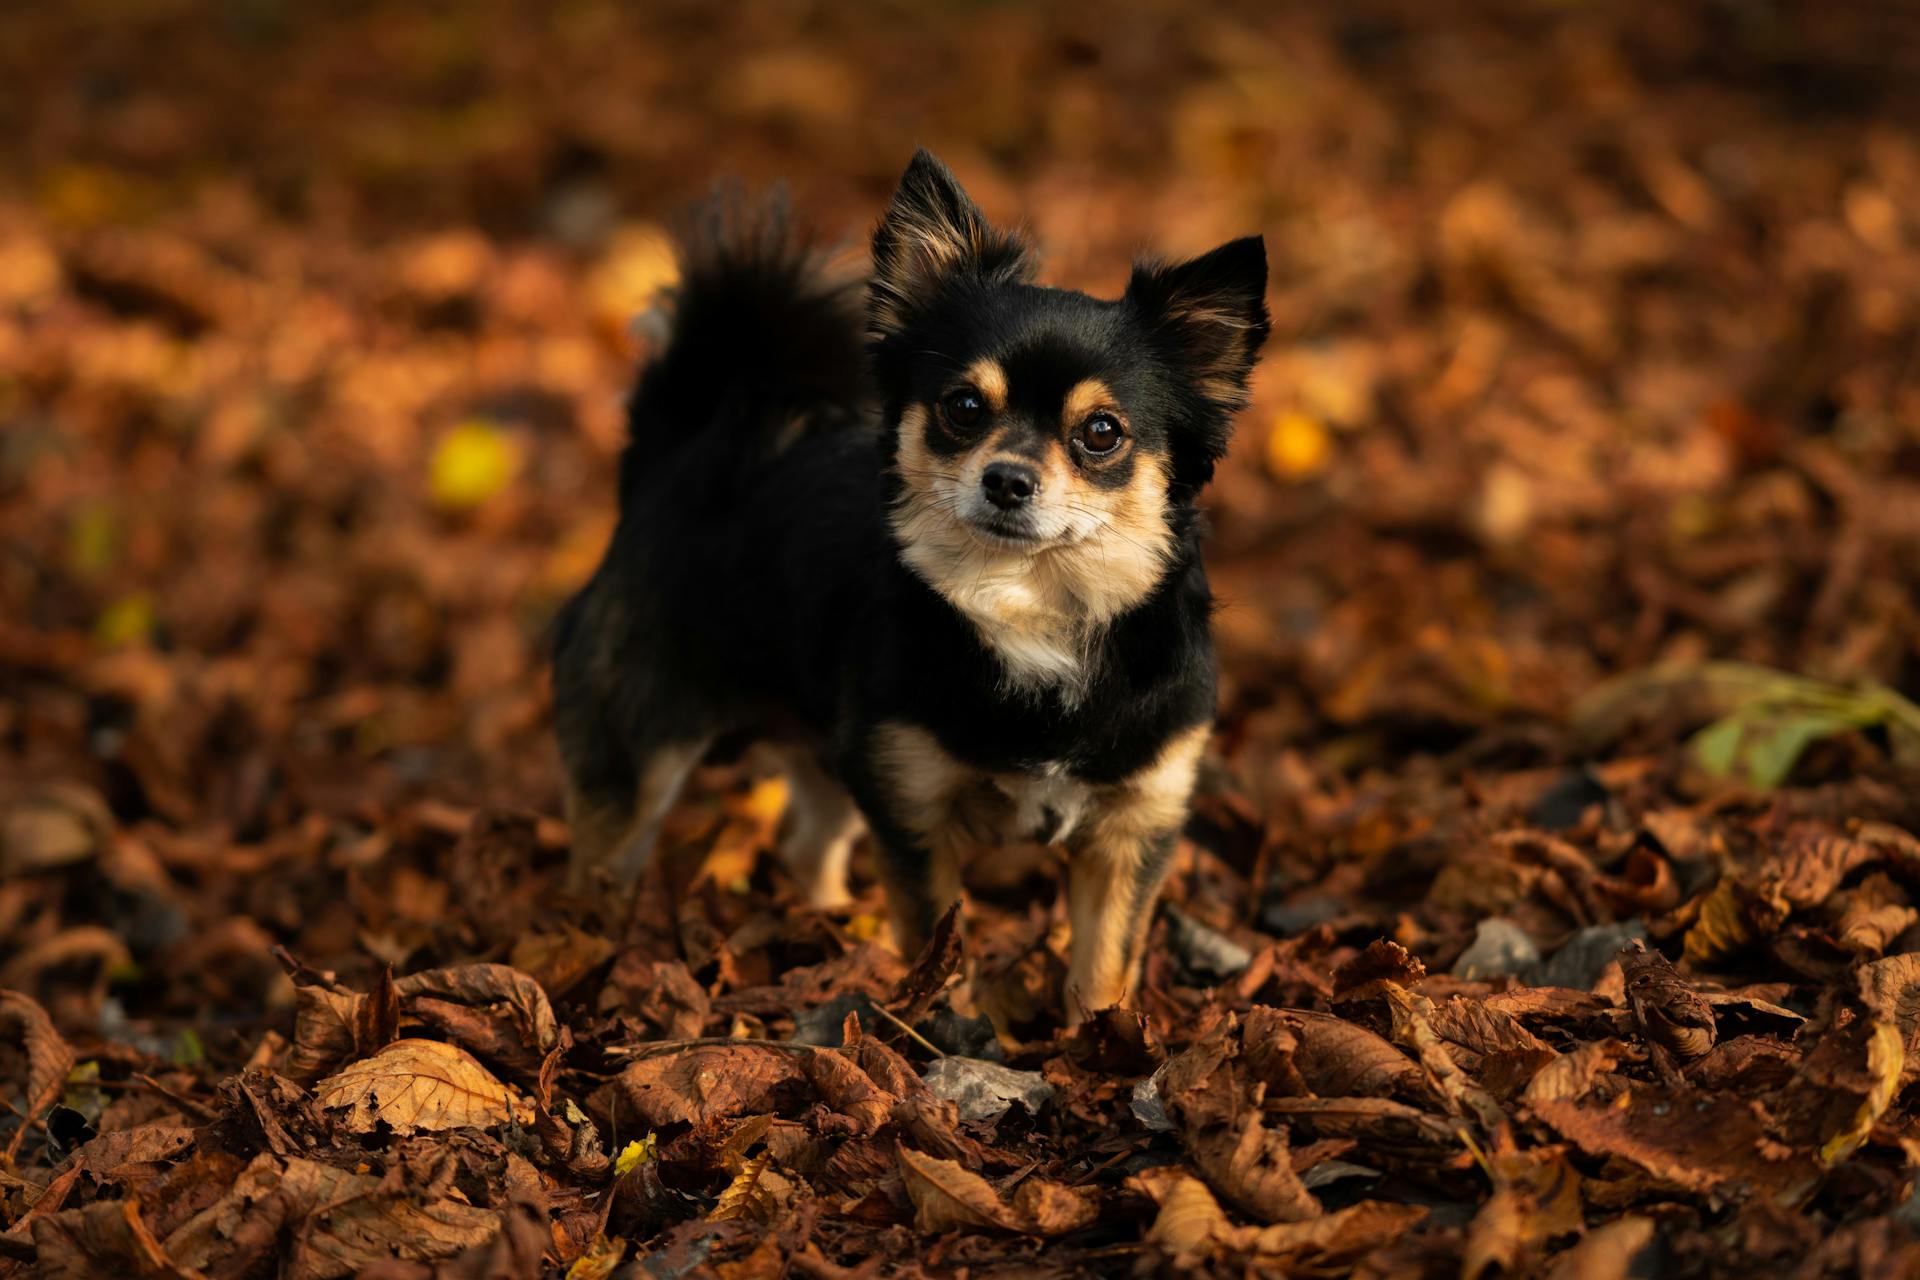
[[1064, 829, 1178, 1022], [854, 722, 979, 958], [1062, 724, 1209, 1022]]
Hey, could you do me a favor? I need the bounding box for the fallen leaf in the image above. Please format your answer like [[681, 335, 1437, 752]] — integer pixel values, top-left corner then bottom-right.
[[895, 1147, 1095, 1235], [0, 989, 76, 1160], [314, 1039, 531, 1134]]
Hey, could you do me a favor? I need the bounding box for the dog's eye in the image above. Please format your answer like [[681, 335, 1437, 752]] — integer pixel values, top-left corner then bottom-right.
[[942, 388, 987, 429], [1078, 413, 1123, 454]]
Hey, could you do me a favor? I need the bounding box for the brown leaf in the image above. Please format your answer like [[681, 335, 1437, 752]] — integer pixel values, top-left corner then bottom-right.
[[69, 1123, 197, 1189], [600, 954, 711, 1040], [358, 1192, 552, 1280], [1531, 1085, 1820, 1202], [889, 900, 963, 1025], [594, 1044, 808, 1130], [1266, 1096, 1462, 1165], [1860, 951, 1920, 1088], [1331, 937, 1427, 1000], [396, 964, 560, 1084], [509, 926, 616, 1001], [284, 985, 376, 1085], [165, 1152, 503, 1280], [1270, 1009, 1424, 1099], [895, 1147, 1096, 1235], [0, 989, 76, 1160], [798, 1047, 895, 1136], [1620, 941, 1717, 1069], [1522, 1040, 1628, 1107], [29, 1196, 199, 1280], [1141, 1170, 1423, 1269], [1462, 1147, 1583, 1279], [1186, 1111, 1321, 1225], [1830, 872, 1916, 956], [313, 1038, 531, 1134]]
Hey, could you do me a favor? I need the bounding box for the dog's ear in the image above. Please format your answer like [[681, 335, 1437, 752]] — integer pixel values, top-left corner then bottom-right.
[[1126, 236, 1270, 413], [869, 149, 1034, 341]]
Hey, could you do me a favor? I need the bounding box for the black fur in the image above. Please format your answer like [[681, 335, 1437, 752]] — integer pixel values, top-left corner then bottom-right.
[[553, 150, 1268, 954]]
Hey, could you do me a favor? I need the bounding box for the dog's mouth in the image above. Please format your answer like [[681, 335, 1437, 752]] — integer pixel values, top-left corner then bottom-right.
[[965, 510, 1044, 546]]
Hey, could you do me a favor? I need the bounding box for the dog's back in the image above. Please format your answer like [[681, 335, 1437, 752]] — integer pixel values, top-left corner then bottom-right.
[[552, 197, 873, 885]]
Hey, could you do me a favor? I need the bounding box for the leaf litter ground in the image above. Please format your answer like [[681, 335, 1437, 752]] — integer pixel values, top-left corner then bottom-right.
[[4, 1, 1920, 1276]]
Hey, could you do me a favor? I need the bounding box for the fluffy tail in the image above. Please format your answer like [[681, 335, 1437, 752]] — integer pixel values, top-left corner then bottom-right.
[[618, 192, 868, 502]]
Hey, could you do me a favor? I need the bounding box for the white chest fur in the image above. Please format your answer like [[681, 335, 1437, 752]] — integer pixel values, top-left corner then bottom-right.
[[988, 761, 1092, 844]]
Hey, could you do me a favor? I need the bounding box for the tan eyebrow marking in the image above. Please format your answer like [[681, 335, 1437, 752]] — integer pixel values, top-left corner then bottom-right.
[[1062, 378, 1118, 426], [963, 357, 1009, 412]]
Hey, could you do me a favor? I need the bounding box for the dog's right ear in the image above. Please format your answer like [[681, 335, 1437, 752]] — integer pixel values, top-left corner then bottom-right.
[[869, 149, 1034, 341]]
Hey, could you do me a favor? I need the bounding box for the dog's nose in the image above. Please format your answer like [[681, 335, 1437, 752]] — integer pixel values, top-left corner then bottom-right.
[[982, 462, 1038, 510]]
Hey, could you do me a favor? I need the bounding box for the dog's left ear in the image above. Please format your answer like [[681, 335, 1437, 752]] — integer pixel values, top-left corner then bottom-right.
[[870, 149, 1035, 341], [1126, 236, 1270, 414]]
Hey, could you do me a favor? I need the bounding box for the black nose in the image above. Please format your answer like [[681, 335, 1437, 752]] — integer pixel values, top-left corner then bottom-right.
[[982, 462, 1038, 511]]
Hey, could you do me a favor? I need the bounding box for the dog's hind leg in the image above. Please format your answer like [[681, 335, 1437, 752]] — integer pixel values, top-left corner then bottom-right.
[[563, 737, 711, 889], [758, 743, 865, 908]]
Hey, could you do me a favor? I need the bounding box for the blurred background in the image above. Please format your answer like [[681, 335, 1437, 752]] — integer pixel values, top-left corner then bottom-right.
[[3, 0, 1920, 1015]]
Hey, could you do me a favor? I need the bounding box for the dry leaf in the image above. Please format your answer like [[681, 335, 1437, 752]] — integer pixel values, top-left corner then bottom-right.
[[896, 1147, 1095, 1235], [314, 1039, 531, 1134]]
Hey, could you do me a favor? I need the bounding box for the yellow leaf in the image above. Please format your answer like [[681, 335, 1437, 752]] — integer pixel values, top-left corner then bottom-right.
[[1264, 411, 1332, 481], [94, 592, 156, 649], [430, 420, 519, 510], [1821, 1020, 1903, 1168], [614, 1133, 657, 1177], [707, 1153, 775, 1223], [845, 912, 886, 942], [1682, 880, 1754, 967], [566, 1236, 627, 1280], [66, 502, 120, 578]]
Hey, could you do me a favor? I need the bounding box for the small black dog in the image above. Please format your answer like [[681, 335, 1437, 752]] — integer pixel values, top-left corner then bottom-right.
[[553, 151, 1267, 1020]]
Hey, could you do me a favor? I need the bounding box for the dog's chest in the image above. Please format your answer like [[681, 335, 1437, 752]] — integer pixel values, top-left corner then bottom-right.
[[974, 761, 1093, 845]]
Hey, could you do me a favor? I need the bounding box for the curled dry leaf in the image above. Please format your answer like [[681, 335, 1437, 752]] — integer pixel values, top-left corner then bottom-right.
[[1620, 941, 1716, 1071], [896, 1147, 1096, 1236], [1860, 951, 1920, 1089], [1829, 873, 1915, 957], [1817, 1019, 1902, 1169], [1142, 1170, 1425, 1270], [314, 1039, 532, 1135], [0, 989, 76, 1159]]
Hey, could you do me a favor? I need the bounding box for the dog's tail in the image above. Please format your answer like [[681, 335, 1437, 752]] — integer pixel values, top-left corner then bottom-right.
[[619, 191, 867, 502]]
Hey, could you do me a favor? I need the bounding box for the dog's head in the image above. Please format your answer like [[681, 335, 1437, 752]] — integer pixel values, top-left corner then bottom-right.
[[867, 150, 1268, 689]]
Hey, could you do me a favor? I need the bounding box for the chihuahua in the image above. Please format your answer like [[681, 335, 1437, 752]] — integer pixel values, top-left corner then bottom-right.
[[553, 150, 1268, 1020]]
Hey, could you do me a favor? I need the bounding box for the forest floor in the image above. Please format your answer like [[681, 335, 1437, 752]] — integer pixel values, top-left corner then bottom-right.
[[4, 1, 1920, 1276]]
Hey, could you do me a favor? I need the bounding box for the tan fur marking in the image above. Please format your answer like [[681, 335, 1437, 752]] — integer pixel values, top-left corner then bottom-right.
[[1064, 722, 1212, 1019], [1061, 378, 1118, 428], [964, 357, 1009, 412]]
